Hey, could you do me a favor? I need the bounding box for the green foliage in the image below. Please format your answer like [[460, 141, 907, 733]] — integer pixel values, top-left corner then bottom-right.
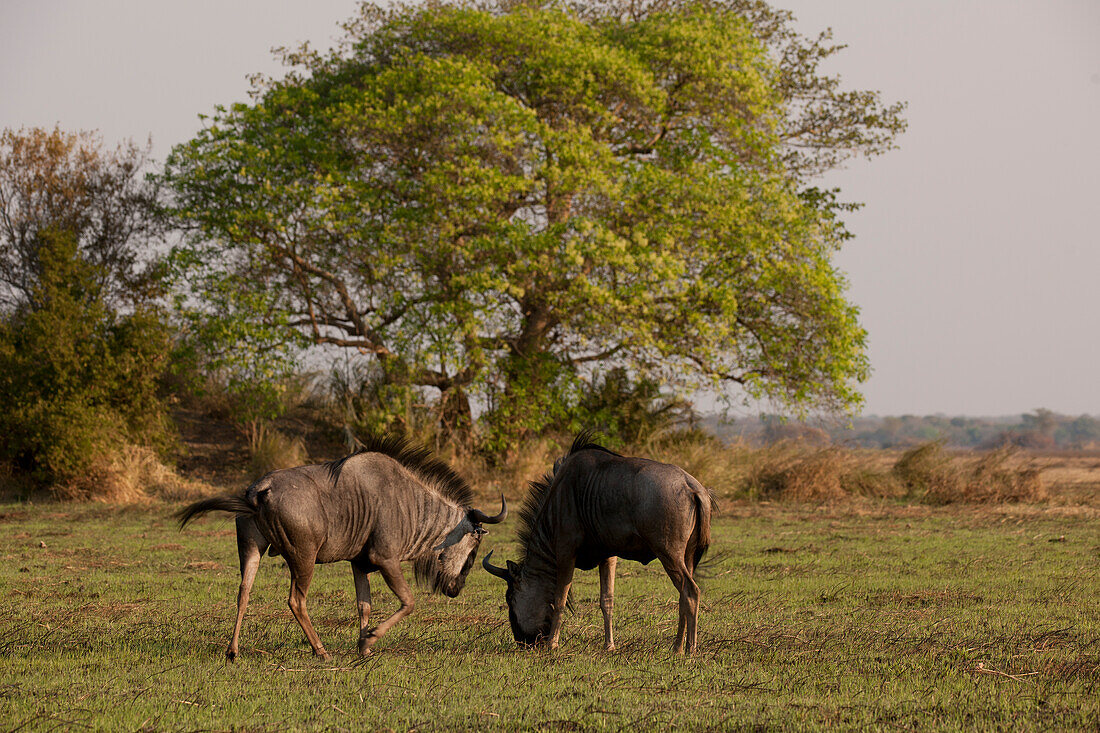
[[162, 1, 905, 449], [0, 126, 172, 496], [0, 229, 171, 493], [479, 352, 580, 453], [166, 248, 309, 425], [323, 359, 440, 448], [573, 367, 693, 445]]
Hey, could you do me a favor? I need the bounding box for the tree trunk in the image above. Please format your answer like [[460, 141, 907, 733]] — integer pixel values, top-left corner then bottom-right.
[[437, 385, 473, 450]]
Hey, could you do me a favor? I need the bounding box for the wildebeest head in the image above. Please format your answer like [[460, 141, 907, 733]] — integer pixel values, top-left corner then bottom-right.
[[425, 496, 508, 598], [483, 551, 553, 645]]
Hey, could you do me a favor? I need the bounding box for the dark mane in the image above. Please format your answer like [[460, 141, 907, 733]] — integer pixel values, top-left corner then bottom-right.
[[515, 470, 555, 566], [326, 433, 474, 508], [515, 430, 618, 566], [568, 429, 621, 458]]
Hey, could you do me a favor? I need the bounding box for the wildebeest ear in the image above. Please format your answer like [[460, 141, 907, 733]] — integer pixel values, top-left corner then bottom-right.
[[433, 518, 474, 551], [506, 560, 521, 576]]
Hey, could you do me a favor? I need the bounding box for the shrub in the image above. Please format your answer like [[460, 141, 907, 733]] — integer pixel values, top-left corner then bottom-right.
[[53, 445, 210, 503], [246, 421, 309, 479], [745, 446, 848, 503], [320, 360, 446, 452], [573, 369, 695, 446], [893, 442, 1046, 504], [893, 441, 959, 498], [0, 229, 172, 496], [641, 429, 750, 500]]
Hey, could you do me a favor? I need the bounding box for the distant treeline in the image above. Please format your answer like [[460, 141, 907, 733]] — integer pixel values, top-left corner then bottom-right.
[[707, 409, 1100, 450]]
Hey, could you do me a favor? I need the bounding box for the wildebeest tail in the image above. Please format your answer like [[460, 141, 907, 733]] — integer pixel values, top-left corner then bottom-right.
[[692, 489, 715, 573], [176, 494, 257, 530]]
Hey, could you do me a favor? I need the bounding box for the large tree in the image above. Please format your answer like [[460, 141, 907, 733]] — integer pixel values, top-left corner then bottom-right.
[[163, 0, 905, 445]]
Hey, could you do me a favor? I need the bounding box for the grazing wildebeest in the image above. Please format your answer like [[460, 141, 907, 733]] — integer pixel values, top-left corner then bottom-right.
[[483, 432, 713, 653], [177, 435, 506, 660]]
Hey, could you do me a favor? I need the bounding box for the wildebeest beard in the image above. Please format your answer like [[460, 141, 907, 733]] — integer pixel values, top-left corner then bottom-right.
[[413, 538, 482, 598]]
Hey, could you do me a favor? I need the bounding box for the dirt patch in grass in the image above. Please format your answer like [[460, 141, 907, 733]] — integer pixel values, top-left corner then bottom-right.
[[184, 561, 223, 571]]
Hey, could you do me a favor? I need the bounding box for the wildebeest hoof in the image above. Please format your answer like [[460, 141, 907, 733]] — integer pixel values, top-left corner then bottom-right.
[[315, 649, 332, 661], [225, 649, 238, 662], [359, 633, 380, 655]]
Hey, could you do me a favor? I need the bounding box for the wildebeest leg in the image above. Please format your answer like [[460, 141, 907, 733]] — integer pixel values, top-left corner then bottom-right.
[[547, 566, 575, 651], [657, 553, 700, 654], [352, 564, 373, 656], [599, 557, 617, 651], [285, 556, 330, 660], [361, 559, 415, 650], [227, 517, 268, 662]]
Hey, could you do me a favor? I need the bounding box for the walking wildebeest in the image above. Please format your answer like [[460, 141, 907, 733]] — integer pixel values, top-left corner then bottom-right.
[[483, 432, 713, 653], [177, 434, 506, 660]]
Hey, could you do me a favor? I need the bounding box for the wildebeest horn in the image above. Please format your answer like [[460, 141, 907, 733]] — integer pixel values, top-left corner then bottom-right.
[[482, 550, 511, 581], [470, 494, 507, 524]]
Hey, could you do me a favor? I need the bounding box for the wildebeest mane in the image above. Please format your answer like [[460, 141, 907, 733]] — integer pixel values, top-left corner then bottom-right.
[[326, 433, 474, 508], [515, 470, 555, 567], [515, 431, 618, 568], [568, 429, 621, 458]]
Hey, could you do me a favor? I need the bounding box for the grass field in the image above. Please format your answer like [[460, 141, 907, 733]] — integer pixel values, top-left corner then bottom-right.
[[1, 499, 1098, 731]]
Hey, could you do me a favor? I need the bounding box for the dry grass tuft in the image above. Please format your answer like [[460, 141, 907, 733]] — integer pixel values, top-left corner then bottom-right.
[[53, 445, 214, 503], [894, 443, 1046, 504], [745, 446, 848, 503], [893, 442, 959, 498], [247, 422, 309, 479], [450, 436, 564, 503], [642, 430, 752, 499], [842, 464, 906, 499]]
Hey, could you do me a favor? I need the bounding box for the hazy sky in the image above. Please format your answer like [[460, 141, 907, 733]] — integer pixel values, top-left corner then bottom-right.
[[3, 1, 1099, 417]]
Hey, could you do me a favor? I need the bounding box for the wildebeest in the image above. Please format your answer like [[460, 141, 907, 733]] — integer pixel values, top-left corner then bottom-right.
[[483, 433, 712, 653], [177, 435, 506, 660]]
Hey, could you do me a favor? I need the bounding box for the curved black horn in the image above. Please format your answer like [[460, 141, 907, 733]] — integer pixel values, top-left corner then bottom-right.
[[470, 494, 507, 524], [482, 550, 511, 581]]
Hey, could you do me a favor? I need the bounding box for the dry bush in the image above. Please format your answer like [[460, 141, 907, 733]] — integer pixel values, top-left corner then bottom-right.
[[745, 446, 847, 503], [640, 430, 754, 499], [53, 445, 213, 503], [894, 442, 1047, 505], [967, 449, 1046, 503], [841, 464, 905, 499], [721, 440, 903, 503], [247, 422, 309, 479], [620, 432, 901, 503], [450, 436, 563, 503], [893, 442, 960, 498]]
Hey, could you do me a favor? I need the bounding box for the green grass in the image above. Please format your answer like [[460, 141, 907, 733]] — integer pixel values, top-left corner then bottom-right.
[[1, 501, 1098, 730]]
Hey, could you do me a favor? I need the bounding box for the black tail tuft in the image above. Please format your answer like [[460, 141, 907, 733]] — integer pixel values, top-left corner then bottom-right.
[[690, 490, 715, 579], [175, 495, 256, 530]]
